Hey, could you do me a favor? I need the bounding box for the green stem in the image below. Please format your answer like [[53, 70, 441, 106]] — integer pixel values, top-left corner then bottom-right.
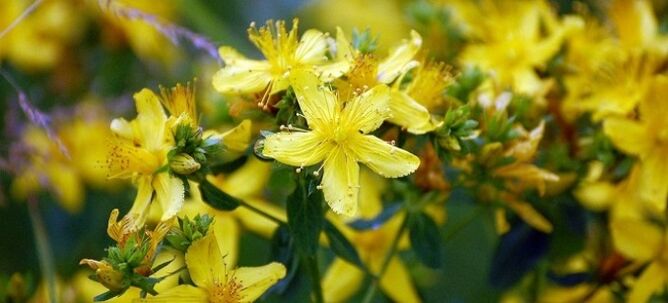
[[443, 205, 484, 243], [27, 197, 57, 303], [361, 215, 409, 303], [238, 199, 285, 226], [306, 254, 324, 303]]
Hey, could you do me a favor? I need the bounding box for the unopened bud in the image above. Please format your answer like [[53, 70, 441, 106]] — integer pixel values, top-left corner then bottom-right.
[[170, 153, 201, 175]]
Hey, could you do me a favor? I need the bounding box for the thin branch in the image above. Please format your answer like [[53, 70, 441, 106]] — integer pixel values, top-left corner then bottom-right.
[[99, 0, 221, 64], [0, 0, 43, 39], [0, 69, 70, 159]]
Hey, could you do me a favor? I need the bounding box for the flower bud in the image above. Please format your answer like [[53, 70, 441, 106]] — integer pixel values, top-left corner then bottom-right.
[[170, 153, 201, 175]]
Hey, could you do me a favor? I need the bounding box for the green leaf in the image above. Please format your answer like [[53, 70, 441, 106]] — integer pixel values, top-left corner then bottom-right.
[[93, 291, 122, 302], [286, 176, 324, 256], [198, 179, 241, 211], [408, 212, 443, 268], [323, 220, 365, 269]]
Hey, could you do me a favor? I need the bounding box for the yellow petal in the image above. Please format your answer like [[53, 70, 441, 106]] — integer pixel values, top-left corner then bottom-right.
[[262, 131, 328, 167], [642, 75, 668, 127], [341, 84, 391, 134], [574, 181, 616, 211], [322, 258, 365, 302], [212, 56, 272, 95], [220, 119, 252, 153], [611, 218, 662, 261], [128, 177, 154, 228], [321, 147, 360, 216], [235, 262, 287, 302], [295, 29, 328, 64], [377, 30, 422, 84], [603, 117, 649, 156], [46, 163, 83, 213], [234, 198, 285, 238], [137, 285, 208, 302], [133, 88, 167, 151], [610, 0, 658, 50], [289, 69, 338, 129], [313, 27, 354, 81], [638, 151, 668, 212], [628, 262, 665, 303], [504, 198, 553, 233], [379, 256, 421, 303], [387, 91, 434, 134], [214, 157, 271, 198], [186, 232, 225, 289], [212, 216, 239, 270], [350, 133, 420, 178], [152, 174, 185, 221], [110, 117, 134, 140]]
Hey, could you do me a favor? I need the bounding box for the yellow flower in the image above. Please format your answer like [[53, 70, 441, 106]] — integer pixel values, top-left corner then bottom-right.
[[609, 0, 668, 55], [141, 231, 286, 303], [0, 0, 84, 72], [107, 88, 183, 225], [10, 102, 114, 213], [603, 75, 668, 213], [212, 19, 349, 107], [322, 170, 421, 303], [337, 30, 438, 134], [609, 167, 668, 303], [262, 70, 420, 216], [458, 0, 582, 97]]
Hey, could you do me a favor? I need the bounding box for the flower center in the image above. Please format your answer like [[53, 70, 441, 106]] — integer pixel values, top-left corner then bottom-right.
[[209, 279, 243, 303]]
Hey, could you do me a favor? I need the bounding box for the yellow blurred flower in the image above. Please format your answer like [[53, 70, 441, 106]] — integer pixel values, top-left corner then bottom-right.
[[262, 70, 420, 216], [11, 103, 114, 213], [603, 75, 668, 213], [141, 231, 286, 302], [322, 170, 421, 303], [0, 0, 84, 72], [458, 0, 581, 97]]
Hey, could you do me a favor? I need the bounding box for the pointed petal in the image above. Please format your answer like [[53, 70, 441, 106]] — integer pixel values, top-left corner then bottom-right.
[[235, 262, 287, 302], [628, 262, 665, 303], [295, 29, 328, 64], [133, 89, 167, 150], [321, 148, 360, 216], [220, 119, 252, 153], [504, 198, 553, 233], [341, 84, 391, 134], [234, 198, 285, 238], [212, 49, 272, 95], [289, 70, 338, 129], [137, 285, 208, 302], [186, 233, 225, 289], [322, 258, 365, 302], [212, 216, 239, 270], [638, 150, 668, 213], [350, 134, 420, 178], [313, 27, 354, 81], [387, 91, 434, 134], [128, 177, 154, 227], [377, 30, 422, 84], [379, 257, 421, 303], [611, 218, 661, 261], [262, 131, 328, 167], [153, 174, 185, 221], [603, 117, 649, 156]]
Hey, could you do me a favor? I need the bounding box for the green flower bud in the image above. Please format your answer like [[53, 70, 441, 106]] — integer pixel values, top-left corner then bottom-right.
[[170, 153, 201, 175]]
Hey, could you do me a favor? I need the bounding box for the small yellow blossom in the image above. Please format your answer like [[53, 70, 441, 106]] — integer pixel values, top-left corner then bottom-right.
[[140, 231, 286, 303], [337, 30, 437, 133], [107, 88, 182, 225], [603, 75, 668, 213], [262, 70, 420, 216], [212, 19, 349, 107]]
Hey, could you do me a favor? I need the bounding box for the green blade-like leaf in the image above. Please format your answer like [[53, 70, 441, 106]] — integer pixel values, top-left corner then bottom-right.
[[93, 291, 121, 302], [323, 220, 365, 269], [198, 179, 241, 211], [408, 212, 443, 268], [286, 176, 324, 256]]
